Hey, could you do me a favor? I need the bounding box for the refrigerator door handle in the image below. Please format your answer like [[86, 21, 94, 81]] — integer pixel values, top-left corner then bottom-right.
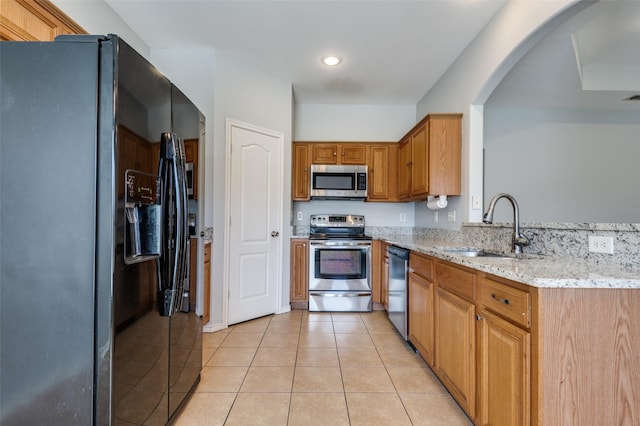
[[158, 132, 189, 316], [173, 135, 189, 315]]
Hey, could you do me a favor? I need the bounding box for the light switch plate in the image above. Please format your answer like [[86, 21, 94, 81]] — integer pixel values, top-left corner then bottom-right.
[[472, 196, 482, 210]]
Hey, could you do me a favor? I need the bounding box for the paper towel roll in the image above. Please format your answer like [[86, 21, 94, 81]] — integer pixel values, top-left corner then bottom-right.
[[427, 195, 447, 210]]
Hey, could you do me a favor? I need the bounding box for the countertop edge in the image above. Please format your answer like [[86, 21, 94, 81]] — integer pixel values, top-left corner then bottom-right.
[[378, 237, 640, 290]]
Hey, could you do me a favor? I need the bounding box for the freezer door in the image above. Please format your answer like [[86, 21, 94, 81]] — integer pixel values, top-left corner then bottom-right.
[[109, 36, 173, 426]]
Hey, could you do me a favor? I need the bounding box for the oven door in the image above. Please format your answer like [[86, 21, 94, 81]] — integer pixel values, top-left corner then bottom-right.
[[308, 240, 371, 292]]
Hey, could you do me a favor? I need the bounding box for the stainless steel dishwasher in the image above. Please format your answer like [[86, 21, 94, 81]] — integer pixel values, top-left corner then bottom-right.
[[387, 245, 410, 339]]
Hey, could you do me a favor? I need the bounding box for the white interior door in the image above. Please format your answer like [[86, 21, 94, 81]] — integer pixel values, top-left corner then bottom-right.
[[226, 119, 282, 325]]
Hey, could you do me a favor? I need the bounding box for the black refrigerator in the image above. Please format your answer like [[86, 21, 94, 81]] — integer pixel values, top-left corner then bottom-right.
[[0, 35, 203, 425]]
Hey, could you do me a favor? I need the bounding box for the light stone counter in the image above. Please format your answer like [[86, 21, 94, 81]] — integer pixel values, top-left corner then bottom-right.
[[380, 236, 640, 289]]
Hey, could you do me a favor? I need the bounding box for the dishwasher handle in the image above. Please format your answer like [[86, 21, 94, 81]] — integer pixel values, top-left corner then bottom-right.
[[387, 245, 410, 259]]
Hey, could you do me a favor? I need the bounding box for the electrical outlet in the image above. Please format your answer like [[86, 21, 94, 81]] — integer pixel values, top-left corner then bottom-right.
[[588, 236, 614, 254], [400, 213, 406, 222], [448, 210, 456, 222], [296, 211, 303, 221]]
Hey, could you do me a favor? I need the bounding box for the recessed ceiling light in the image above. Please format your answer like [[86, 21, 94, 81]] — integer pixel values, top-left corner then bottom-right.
[[321, 55, 342, 66]]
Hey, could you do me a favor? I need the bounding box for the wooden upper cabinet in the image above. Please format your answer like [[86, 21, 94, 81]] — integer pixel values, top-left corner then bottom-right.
[[292, 143, 311, 201], [341, 144, 367, 164], [397, 136, 412, 200], [1, 0, 85, 41], [428, 114, 462, 196], [398, 113, 462, 201], [410, 123, 428, 196], [368, 143, 398, 202], [311, 143, 367, 165], [293, 141, 394, 201]]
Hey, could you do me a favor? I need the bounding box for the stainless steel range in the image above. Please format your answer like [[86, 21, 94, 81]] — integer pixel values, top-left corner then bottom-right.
[[308, 214, 372, 312]]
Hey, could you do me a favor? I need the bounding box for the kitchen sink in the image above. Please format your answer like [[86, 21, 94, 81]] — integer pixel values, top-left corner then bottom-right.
[[443, 248, 513, 259], [440, 247, 545, 260]]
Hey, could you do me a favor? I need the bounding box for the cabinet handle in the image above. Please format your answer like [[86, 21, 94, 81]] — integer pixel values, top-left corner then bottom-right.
[[491, 293, 510, 305], [475, 314, 483, 321]]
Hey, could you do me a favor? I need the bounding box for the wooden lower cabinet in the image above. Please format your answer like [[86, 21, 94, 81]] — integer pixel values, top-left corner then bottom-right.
[[290, 239, 309, 309], [408, 270, 434, 365], [407, 253, 640, 426], [477, 309, 531, 426], [409, 255, 527, 424], [435, 286, 476, 417], [380, 241, 390, 310], [202, 243, 211, 325]]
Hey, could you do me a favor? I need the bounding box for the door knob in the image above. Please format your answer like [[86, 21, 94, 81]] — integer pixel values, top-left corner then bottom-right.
[[271, 231, 280, 237]]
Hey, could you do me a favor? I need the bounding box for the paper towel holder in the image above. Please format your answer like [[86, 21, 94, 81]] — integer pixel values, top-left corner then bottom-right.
[[427, 195, 448, 210]]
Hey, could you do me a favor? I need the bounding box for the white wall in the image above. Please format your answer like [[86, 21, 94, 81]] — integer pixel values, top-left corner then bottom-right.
[[415, 0, 582, 227], [484, 108, 640, 223], [211, 52, 293, 327], [51, 0, 149, 58], [294, 103, 417, 227], [293, 201, 415, 228], [294, 104, 415, 142]]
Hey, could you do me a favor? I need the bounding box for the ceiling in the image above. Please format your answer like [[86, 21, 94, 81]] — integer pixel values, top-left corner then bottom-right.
[[487, 1, 640, 111], [102, 0, 506, 105]]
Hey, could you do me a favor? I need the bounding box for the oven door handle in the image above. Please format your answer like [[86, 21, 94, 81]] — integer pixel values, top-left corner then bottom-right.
[[309, 241, 371, 247], [309, 292, 371, 297]]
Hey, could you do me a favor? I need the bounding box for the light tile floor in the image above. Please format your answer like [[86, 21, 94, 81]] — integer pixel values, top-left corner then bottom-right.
[[175, 310, 472, 425]]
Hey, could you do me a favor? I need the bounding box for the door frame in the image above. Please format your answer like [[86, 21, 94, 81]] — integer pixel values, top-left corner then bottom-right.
[[222, 118, 285, 327]]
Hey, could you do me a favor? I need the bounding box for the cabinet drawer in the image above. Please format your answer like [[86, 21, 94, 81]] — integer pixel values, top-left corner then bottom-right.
[[478, 276, 530, 328], [435, 261, 475, 301], [410, 252, 434, 281]]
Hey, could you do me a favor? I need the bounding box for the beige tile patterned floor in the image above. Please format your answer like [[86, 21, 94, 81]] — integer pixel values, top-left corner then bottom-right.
[[175, 310, 472, 425]]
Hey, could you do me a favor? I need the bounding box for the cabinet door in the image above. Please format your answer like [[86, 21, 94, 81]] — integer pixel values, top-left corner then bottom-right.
[[477, 309, 530, 426], [435, 287, 476, 417], [290, 239, 309, 305], [427, 115, 461, 196], [408, 271, 434, 365], [340, 144, 367, 164], [397, 139, 411, 200], [311, 144, 338, 164], [368, 144, 398, 201], [381, 242, 389, 310], [371, 240, 382, 304], [411, 123, 428, 197], [292, 143, 310, 200]]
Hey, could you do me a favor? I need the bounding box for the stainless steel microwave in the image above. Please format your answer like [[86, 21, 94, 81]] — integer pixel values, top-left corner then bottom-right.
[[310, 164, 367, 200]]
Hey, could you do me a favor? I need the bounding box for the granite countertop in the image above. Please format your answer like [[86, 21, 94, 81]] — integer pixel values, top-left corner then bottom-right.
[[379, 236, 640, 289]]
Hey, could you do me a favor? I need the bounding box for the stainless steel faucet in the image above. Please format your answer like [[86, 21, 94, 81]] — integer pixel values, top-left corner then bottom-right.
[[482, 193, 530, 254]]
